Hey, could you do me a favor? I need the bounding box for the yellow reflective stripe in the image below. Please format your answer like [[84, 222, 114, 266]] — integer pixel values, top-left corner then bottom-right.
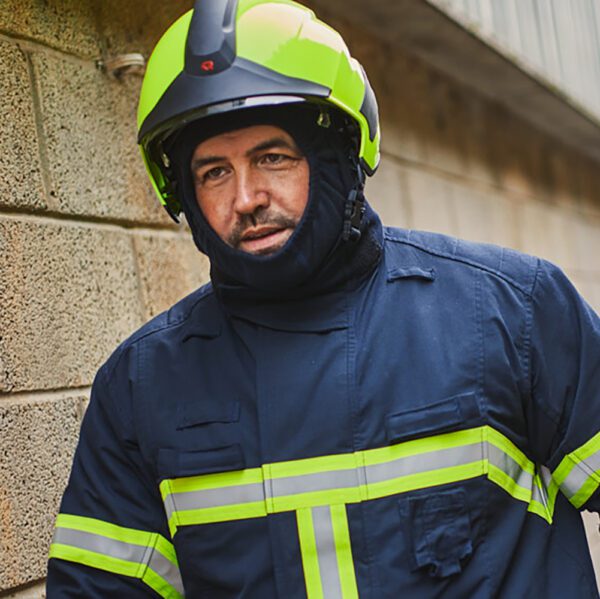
[[49, 544, 181, 599], [330, 505, 359, 599], [570, 477, 600, 509], [54, 514, 178, 566], [367, 462, 484, 501], [50, 515, 183, 599], [162, 425, 553, 535], [159, 466, 263, 498], [297, 508, 324, 599], [553, 431, 600, 508], [271, 488, 364, 512], [527, 472, 553, 523], [570, 430, 600, 463], [486, 428, 535, 475], [364, 426, 485, 466], [49, 544, 142, 579], [167, 502, 267, 536], [267, 452, 358, 479]]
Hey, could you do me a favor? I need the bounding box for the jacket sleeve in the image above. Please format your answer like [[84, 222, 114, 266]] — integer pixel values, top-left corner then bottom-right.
[[47, 351, 184, 598], [526, 259, 600, 513]]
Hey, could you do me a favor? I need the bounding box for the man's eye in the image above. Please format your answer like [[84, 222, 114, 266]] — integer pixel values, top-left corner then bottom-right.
[[202, 166, 226, 182], [260, 153, 289, 166]]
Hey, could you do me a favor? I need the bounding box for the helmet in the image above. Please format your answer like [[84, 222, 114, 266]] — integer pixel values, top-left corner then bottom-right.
[[137, 0, 380, 221]]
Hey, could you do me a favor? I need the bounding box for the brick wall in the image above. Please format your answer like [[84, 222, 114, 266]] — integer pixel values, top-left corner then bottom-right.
[[1, 1, 600, 596]]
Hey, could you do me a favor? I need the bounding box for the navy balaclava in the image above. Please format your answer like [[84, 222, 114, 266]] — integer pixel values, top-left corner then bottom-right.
[[167, 104, 382, 300]]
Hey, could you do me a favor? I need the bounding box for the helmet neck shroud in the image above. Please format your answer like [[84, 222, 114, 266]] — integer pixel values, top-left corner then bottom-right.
[[167, 104, 381, 300]]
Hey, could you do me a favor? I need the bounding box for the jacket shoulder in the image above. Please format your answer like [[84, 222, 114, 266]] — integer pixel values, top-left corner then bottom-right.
[[102, 281, 217, 378], [383, 227, 539, 295]]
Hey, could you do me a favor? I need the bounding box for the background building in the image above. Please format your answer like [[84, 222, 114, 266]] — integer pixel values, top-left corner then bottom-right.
[[1, 0, 599, 595]]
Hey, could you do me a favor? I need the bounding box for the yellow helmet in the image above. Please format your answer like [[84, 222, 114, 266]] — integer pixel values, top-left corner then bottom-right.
[[137, 0, 380, 220]]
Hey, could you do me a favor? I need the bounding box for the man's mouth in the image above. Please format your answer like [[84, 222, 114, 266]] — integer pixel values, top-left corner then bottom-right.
[[238, 226, 292, 255]]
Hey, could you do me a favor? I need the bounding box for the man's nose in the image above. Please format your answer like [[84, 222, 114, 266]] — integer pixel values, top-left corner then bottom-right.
[[233, 169, 269, 214]]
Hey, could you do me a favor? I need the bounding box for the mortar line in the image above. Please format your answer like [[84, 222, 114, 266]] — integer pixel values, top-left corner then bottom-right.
[[0, 385, 92, 404], [0, 206, 190, 238], [0, 578, 46, 599], [0, 29, 105, 65]]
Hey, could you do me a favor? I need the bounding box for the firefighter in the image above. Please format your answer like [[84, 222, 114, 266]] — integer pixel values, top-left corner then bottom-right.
[[48, 1, 600, 597]]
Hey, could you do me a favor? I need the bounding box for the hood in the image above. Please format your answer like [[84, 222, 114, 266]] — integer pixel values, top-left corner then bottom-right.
[[167, 104, 382, 301]]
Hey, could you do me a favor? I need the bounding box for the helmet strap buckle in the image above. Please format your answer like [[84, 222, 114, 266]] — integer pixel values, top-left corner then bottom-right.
[[342, 160, 366, 243], [342, 188, 365, 242]]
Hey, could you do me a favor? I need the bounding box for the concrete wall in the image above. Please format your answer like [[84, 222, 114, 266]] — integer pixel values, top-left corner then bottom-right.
[[1, 1, 599, 596]]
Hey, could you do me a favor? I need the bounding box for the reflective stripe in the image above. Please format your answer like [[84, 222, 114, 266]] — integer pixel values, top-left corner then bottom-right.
[[313, 506, 343, 599], [297, 508, 323, 599], [162, 425, 553, 535], [54, 527, 149, 565], [49, 514, 184, 599], [365, 442, 482, 495], [163, 480, 265, 521], [297, 505, 357, 599], [330, 505, 359, 599], [553, 431, 600, 508]]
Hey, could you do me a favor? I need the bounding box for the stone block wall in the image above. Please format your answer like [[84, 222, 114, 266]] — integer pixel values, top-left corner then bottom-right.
[[0, 1, 206, 595], [1, 0, 600, 595]]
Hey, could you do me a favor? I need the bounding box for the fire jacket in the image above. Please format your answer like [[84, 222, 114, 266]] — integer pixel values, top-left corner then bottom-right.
[[47, 227, 600, 598]]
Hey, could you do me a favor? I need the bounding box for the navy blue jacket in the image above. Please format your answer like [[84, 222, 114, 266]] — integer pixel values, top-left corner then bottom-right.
[[48, 227, 600, 598]]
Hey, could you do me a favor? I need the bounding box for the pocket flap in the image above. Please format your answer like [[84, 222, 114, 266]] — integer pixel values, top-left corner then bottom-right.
[[385, 393, 481, 444], [176, 400, 240, 430], [158, 444, 245, 479]]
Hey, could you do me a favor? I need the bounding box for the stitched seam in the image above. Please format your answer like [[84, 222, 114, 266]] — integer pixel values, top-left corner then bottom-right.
[[384, 231, 533, 296]]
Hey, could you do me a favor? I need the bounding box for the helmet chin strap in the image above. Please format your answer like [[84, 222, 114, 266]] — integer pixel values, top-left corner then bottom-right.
[[342, 159, 366, 243]]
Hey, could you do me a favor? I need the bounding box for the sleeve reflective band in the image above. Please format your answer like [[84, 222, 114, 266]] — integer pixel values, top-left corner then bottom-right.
[[160, 425, 555, 538], [552, 430, 600, 508], [49, 514, 184, 599], [297, 505, 359, 599]]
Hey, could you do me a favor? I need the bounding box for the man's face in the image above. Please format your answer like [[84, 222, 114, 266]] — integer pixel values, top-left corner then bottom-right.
[[191, 124, 309, 256]]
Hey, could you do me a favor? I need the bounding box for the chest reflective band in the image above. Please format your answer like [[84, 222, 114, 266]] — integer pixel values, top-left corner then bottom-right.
[[49, 514, 184, 599], [553, 430, 600, 509], [159, 425, 554, 599]]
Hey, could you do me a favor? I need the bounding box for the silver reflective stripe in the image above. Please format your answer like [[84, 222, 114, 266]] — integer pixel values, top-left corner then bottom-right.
[[53, 527, 184, 596], [148, 547, 185, 597], [312, 506, 343, 599], [364, 443, 482, 486], [166, 444, 485, 514], [540, 465, 552, 489], [164, 481, 265, 521], [487, 443, 534, 491], [560, 448, 600, 499], [536, 465, 552, 510], [532, 477, 548, 510], [53, 527, 147, 563], [163, 427, 550, 528], [271, 468, 360, 497]]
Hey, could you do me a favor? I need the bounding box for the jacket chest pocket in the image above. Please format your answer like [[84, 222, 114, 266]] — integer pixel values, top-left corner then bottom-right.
[[387, 393, 483, 580], [158, 399, 244, 479], [158, 443, 245, 479], [399, 488, 473, 578]]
